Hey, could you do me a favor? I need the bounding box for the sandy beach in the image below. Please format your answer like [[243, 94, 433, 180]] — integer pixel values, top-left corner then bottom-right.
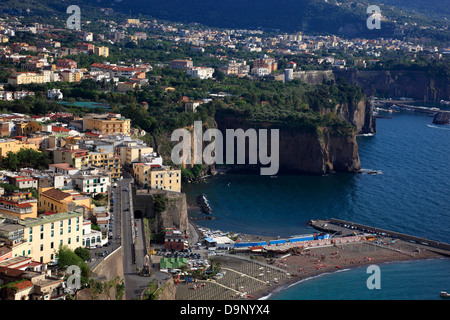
[[175, 236, 444, 300]]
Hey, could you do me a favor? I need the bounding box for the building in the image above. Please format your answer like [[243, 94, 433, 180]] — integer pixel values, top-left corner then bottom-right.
[[117, 81, 139, 93], [187, 67, 214, 80], [37, 187, 92, 214], [0, 139, 38, 159], [52, 145, 90, 169], [47, 89, 63, 100], [72, 173, 110, 195], [115, 141, 153, 165], [83, 113, 131, 136], [94, 46, 109, 57], [0, 266, 65, 300], [253, 55, 277, 73], [76, 43, 95, 54], [133, 163, 181, 192], [8, 72, 45, 86], [164, 228, 188, 251], [20, 211, 83, 263], [61, 70, 83, 83], [56, 59, 77, 69], [170, 59, 194, 70], [82, 219, 105, 248]]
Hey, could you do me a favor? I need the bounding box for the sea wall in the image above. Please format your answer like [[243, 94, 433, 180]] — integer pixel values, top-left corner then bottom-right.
[[133, 189, 188, 233]]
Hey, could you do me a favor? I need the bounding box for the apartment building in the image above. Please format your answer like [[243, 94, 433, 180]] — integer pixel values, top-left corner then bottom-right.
[[20, 211, 84, 263], [94, 46, 109, 57], [83, 113, 131, 135], [7, 72, 45, 86], [132, 163, 181, 192], [115, 141, 154, 165], [37, 187, 92, 214], [187, 66, 214, 79], [170, 59, 194, 70], [0, 139, 38, 159]]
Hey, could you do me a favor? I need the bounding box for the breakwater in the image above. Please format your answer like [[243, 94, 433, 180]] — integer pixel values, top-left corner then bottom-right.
[[309, 218, 450, 256]]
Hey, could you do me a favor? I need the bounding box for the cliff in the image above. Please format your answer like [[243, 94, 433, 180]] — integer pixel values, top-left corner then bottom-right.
[[329, 97, 376, 134], [334, 69, 450, 102], [216, 116, 361, 175]]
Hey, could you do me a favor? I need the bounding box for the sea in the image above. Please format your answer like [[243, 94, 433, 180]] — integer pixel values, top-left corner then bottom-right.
[[182, 104, 450, 300]]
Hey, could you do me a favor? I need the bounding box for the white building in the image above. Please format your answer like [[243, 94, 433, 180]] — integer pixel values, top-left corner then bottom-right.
[[47, 88, 63, 100], [82, 220, 106, 248], [251, 67, 270, 77], [187, 67, 214, 80]]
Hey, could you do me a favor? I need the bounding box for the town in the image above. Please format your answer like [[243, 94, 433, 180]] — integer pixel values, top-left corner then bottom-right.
[[0, 5, 448, 301]]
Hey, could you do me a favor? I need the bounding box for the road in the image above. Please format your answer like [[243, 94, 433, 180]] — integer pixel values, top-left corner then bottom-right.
[[116, 172, 170, 300]]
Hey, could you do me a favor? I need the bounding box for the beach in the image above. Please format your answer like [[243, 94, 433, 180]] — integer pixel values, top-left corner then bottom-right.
[[175, 225, 445, 300]]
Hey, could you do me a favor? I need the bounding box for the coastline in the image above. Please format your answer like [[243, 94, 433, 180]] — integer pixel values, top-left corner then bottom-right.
[[183, 217, 446, 301], [253, 255, 446, 300]]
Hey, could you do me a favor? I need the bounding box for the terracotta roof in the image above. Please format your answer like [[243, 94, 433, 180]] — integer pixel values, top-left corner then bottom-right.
[[42, 188, 71, 201], [12, 280, 33, 291]]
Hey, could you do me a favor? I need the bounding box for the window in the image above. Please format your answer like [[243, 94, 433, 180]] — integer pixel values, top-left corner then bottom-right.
[[40, 244, 43, 251], [68, 226, 71, 233], [51, 230, 54, 237], [51, 222, 54, 229], [29, 227, 32, 234], [29, 235, 32, 242], [60, 229, 63, 235], [68, 238, 71, 245], [60, 221, 63, 227], [76, 225, 79, 231], [40, 233, 43, 240], [68, 219, 71, 225], [51, 242, 54, 249], [76, 236, 79, 243], [40, 225, 43, 232]]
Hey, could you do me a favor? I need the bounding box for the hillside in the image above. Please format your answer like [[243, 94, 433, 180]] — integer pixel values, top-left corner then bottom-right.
[[1, 0, 448, 40]]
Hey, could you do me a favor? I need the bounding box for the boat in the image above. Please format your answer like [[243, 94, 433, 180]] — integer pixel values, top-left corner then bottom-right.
[[440, 291, 450, 298]]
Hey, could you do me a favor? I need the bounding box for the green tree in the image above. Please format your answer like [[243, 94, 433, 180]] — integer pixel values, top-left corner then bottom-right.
[[74, 247, 91, 262]]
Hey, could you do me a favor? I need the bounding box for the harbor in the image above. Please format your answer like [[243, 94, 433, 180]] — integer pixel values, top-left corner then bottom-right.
[[174, 218, 450, 300]]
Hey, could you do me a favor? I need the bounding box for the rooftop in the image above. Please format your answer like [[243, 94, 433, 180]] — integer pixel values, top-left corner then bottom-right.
[[19, 211, 82, 227]]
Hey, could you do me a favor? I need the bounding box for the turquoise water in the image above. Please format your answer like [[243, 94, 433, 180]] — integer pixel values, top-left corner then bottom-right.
[[267, 258, 450, 300], [57, 101, 111, 109], [183, 108, 450, 300]]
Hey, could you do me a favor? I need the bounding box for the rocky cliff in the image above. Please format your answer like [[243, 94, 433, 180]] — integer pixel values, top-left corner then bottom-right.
[[334, 69, 450, 102], [329, 97, 376, 134], [216, 116, 361, 175], [433, 111, 450, 125]]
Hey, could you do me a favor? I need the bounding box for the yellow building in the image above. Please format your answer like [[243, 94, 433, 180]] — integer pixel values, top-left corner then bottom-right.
[[7, 72, 45, 86], [38, 187, 93, 214], [61, 70, 83, 83], [0, 192, 38, 220], [52, 145, 89, 169], [132, 163, 181, 192], [117, 81, 139, 93], [0, 139, 38, 159], [127, 19, 140, 25], [14, 121, 42, 136], [86, 150, 122, 180], [94, 46, 109, 57], [19, 211, 84, 263], [84, 114, 131, 135], [115, 141, 153, 165]]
